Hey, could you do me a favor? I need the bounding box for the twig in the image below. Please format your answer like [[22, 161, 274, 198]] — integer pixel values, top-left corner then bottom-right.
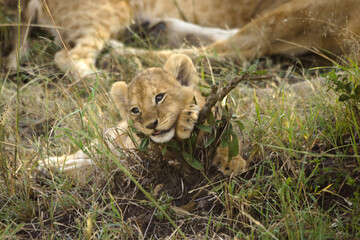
[[197, 74, 272, 125]]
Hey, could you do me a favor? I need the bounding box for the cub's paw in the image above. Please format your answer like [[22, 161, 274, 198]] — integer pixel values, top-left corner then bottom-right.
[[176, 104, 200, 139], [212, 147, 247, 175]]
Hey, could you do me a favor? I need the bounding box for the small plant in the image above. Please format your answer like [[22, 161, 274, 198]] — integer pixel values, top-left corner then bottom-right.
[[140, 191, 174, 220], [153, 192, 174, 220], [325, 60, 360, 120]]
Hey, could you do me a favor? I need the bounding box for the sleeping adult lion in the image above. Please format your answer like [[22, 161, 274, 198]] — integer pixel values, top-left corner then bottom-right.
[[5, 0, 360, 78], [38, 54, 247, 175]]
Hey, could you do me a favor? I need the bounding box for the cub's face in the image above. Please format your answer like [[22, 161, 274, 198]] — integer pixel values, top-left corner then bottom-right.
[[111, 54, 199, 143]]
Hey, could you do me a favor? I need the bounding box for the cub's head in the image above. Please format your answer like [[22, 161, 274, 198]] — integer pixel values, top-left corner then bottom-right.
[[111, 54, 200, 143]]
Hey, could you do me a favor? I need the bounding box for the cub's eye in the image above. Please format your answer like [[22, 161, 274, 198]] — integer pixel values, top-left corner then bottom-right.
[[130, 107, 140, 115], [155, 93, 165, 104]]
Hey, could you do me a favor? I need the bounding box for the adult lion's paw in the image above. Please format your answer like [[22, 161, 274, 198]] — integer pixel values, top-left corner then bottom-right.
[[36, 151, 96, 177], [176, 104, 200, 139], [212, 147, 247, 175]]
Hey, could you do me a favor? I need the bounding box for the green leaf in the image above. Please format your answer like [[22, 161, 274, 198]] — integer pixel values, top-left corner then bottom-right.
[[248, 63, 257, 73], [166, 141, 181, 151], [61, 128, 75, 133], [221, 125, 232, 148], [215, 120, 223, 126], [254, 92, 261, 124], [238, 70, 247, 76], [128, 119, 140, 134], [339, 94, 350, 102], [207, 111, 215, 125], [354, 85, 360, 96], [161, 144, 167, 155], [196, 124, 212, 133], [223, 102, 229, 112], [205, 135, 215, 148], [130, 126, 138, 134], [139, 137, 149, 151], [255, 70, 268, 75], [234, 120, 245, 131], [221, 133, 230, 148], [228, 133, 239, 158], [181, 152, 204, 170], [201, 92, 210, 97], [344, 82, 352, 93]]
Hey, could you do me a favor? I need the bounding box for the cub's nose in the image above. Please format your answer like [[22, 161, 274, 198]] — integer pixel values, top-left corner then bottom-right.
[[145, 119, 158, 129]]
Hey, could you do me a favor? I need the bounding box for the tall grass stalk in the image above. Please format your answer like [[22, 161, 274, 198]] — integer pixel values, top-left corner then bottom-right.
[[12, 0, 22, 194]]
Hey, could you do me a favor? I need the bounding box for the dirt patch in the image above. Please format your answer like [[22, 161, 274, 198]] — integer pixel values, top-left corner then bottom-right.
[[107, 148, 238, 238]]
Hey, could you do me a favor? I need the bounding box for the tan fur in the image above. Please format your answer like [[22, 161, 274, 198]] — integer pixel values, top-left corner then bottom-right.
[[111, 55, 200, 142], [38, 54, 246, 175], [5, 0, 360, 78]]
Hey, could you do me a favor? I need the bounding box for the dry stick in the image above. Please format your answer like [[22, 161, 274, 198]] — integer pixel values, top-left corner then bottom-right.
[[192, 74, 272, 172], [197, 74, 273, 125]]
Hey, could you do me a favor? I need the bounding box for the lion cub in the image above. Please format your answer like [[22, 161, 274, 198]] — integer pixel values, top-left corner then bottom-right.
[[38, 54, 246, 176]]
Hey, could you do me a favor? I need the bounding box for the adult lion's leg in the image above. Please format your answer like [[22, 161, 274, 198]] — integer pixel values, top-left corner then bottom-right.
[[125, 18, 239, 48], [106, 18, 238, 64], [54, 36, 107, 79], [117, 0, 359, 63], [205, 0, 360, 62], [37, 122, 135, 176], [45, 0, 133, 79], [38, 149, 97, 174]]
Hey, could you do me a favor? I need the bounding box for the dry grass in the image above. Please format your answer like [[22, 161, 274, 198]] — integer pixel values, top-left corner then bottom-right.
[[1, 3, 360, 239]]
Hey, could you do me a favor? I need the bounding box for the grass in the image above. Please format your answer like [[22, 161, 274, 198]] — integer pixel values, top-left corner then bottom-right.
[[1, 4, 360, 240]]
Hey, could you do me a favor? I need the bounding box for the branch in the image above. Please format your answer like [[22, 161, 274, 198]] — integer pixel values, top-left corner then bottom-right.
[[197, 74, 272, 125]]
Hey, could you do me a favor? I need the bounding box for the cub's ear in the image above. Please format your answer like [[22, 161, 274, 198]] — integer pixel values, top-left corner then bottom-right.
[[164, 54, 199, 87], [111, 81, 128, 118]]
